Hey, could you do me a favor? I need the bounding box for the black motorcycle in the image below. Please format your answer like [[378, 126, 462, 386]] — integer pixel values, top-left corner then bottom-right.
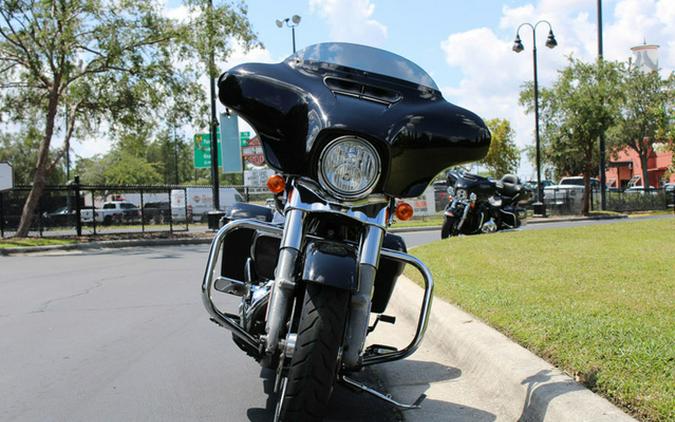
[[441, 172, 529, 238], [201, 42, 490, 421]]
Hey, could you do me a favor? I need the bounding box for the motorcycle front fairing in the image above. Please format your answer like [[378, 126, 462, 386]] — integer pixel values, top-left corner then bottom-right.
[[218, 42, 490, 198]]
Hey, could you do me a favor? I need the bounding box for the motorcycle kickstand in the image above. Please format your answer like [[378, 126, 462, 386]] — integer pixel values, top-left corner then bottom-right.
[[339, 374, 426, 410]]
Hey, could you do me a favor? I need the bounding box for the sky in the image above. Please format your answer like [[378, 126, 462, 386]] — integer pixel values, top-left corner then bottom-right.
[[72, 0, 675, 179]]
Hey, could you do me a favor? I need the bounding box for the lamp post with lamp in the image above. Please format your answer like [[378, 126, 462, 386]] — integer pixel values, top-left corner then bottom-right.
[[276, 15, 301, 54], [513, 21, 557, 217]]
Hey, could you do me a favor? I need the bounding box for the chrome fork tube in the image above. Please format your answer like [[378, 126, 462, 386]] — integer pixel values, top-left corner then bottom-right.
[[264, 208, 305, 355], [457, 201, 471, 231], [343, 223, 385, 369]]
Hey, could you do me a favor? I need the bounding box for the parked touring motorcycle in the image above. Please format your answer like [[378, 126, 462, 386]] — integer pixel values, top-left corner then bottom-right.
[[441, 171, 530, 239], [201, 42, 490, 421]]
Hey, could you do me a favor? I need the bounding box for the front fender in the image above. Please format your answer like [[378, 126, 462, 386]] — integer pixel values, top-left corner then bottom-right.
[[302, 240, 357, 291]]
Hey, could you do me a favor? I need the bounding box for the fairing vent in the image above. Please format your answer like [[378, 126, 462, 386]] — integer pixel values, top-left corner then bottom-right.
[[324, 77, 401, 105]]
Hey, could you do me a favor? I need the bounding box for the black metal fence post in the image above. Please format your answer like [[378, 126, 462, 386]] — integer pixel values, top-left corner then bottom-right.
[[74, 176, 82, 236], [38, 195, 44, 236], [168, 188, 173, 234], [0, 191, 5, 238], [140, 188, 145, 234], [183, 187, 188, 231], [91, 189, 96, 235]]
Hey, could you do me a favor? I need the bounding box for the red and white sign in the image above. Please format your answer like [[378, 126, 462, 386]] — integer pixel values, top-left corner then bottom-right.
[[243, 136, 266, 166]]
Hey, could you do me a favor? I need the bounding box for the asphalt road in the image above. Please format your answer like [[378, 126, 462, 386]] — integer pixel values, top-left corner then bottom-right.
[[0, 245, 400, 422], [1, 214, 670, 421]]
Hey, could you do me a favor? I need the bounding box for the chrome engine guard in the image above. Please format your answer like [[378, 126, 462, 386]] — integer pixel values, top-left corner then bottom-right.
[[201, 218, 434, 368]]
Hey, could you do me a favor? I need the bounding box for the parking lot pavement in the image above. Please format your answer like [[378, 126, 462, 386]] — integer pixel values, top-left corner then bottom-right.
[[0, 246, 398, 422]]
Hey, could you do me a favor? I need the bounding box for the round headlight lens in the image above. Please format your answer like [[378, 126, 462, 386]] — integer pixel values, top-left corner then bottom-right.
[[318, 136, 381, 199]]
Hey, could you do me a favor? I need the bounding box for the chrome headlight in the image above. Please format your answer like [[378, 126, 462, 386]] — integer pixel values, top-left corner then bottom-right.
[[455, 188, 468, 201], [318, 136, 381, 200]]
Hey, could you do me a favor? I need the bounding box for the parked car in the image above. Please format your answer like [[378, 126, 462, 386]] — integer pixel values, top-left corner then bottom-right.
[[98, 201, 141, 225], [42, 206, 101, 226], [624, 186, 657, 195], [524, 179, 554, 191], [142, 201, 171, 224], [544, 177, 600, 197], [42, 206, 75, 227]]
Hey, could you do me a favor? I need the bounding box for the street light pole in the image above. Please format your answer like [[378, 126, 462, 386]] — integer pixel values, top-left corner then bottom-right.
[[276, 15, 301, 54], [513, 21, 557, 217], [208, 0, 220, 210], [532, 41, 543, 213], [597, 0, 607, 210]]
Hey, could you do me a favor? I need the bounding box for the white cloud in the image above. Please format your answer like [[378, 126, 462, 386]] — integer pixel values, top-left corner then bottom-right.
[[440, 0, 674, 179], [309, 0, 388, 46]]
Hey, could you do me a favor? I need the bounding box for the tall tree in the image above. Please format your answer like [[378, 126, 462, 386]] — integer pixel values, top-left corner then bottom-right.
[[520, 57, 621, 215], [481, 118, 520, 177], [607, 64, 674, 188], [0, 0, 256, 237]]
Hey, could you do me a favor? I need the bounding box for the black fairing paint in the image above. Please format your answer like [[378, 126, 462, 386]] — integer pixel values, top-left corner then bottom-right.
[[218, 53, 491, 198], [302, 240, 358, 290], [454, 173, 497, 200]]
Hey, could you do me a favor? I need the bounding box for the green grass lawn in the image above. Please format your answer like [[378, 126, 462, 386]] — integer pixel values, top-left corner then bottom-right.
[[405, 219, 674, 421], [392, 215, 444, 228], [0, 238, 75, 249]]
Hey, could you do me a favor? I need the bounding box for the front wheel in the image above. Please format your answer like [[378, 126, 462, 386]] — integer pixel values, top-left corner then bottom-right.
[[275, 284, 349, 422], [441, 216, 457, 239]]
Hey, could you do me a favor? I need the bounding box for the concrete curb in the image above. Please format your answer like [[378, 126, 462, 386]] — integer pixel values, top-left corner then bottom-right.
[[389, 214, 627, 233], [369, 277, 635, 421], [0, 237, 213, 256]]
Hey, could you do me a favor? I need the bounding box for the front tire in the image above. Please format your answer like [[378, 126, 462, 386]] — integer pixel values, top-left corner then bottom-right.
[[275, 283, 349, 422], [441, 216, 456, 239]]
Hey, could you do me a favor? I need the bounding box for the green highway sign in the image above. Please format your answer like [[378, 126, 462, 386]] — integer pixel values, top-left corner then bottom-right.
[[240, 131, 251, 147], [193, 133, 221, 169]]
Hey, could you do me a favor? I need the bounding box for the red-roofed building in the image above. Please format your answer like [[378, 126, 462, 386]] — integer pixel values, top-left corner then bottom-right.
[[605, 147, 674, 189]]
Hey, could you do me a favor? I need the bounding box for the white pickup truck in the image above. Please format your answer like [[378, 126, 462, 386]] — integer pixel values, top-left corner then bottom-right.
[[80, 206, 102, 224], [95, 201, 141, 225], [544, 177, 600, 208]]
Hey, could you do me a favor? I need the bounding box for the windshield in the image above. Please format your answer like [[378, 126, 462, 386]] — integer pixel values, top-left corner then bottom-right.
[[291, 42, 438, 90], [560, 179, 584, 186]]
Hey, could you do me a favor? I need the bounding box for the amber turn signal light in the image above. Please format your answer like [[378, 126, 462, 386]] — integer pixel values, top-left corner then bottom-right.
[[267, 174, 286, 194], [395, 202, 414, 221]]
